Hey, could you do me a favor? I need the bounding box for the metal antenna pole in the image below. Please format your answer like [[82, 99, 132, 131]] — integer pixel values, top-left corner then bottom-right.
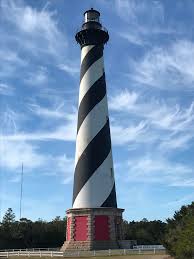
[[19, 163, 23, 220]]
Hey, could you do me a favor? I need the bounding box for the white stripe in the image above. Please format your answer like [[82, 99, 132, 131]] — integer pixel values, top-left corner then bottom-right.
[[75, 95, 108, 164], [81, 45, 94, 63], [79, 57, 104, 104], [73, 151, 115, 208]]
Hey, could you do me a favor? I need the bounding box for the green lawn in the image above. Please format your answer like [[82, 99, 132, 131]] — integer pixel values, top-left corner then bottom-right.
[[8, 255, 173, 259]]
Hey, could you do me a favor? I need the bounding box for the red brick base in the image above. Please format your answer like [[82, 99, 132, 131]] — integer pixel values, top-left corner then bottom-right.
[[61, 208, 124, 251]]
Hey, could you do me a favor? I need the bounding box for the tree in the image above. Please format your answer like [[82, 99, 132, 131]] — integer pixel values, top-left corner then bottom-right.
[[0, 209, 67, 249], [2, 208, 15, 226], [1, 208, 18, 249], [123, 219, 166, 245], [163, 202, 194, 259], [0, 208, 170, 250], [175, 215, 194, 259], [18, 218, 33, 248]]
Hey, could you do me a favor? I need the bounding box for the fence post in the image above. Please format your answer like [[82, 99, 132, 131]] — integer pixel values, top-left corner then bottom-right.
[[108, 249, 111, 256], [123, 249, 126, 255], [93, 250, 96, 256], [138, 248, 141, 254], [77, 250, 80, 257], [18, 251, 19, 257], [40, 251, 42, 257], [7, 252, 9, 258], [154, 248, 156, 254], [51, 251, 53, 257]]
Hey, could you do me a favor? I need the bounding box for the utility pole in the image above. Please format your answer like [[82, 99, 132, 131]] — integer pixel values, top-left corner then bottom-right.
[[19, 163, 23, 220]]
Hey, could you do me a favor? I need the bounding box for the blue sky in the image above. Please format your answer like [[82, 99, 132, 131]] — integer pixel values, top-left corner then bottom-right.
[[1, 0, 194, 222]]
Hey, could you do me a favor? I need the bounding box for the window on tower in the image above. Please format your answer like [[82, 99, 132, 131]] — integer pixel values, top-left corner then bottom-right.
[[84, 10, 100, 23]]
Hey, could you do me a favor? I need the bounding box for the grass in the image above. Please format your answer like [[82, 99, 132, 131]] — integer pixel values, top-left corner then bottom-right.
[[7, 255, 173, 259]]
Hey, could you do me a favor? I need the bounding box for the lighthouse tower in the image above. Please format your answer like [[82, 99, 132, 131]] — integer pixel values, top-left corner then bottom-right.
[[62, 9, 124, 251]]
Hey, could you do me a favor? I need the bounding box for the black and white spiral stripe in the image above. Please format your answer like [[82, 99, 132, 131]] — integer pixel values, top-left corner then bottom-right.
[[72, 45, 117, 208]]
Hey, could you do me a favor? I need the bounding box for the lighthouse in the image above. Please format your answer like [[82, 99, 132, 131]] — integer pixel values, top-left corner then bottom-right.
[[62, 9, 124, 251]]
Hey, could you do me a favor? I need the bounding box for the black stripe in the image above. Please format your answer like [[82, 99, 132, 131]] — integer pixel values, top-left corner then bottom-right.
[[77, 73, 106, 133], [80, 45, 103, 82], [101, 183, 117, 208], [73, 119, 111, 204]]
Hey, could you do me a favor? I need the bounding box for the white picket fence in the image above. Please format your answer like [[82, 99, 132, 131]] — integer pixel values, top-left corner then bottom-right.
[[133, 245, 165, 249], [0, 249, 60, 252], [0, 248, 166, 257]]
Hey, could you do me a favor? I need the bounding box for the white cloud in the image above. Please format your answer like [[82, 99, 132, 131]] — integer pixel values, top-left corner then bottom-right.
[[0, 138, 74, 183], [110, 91, 194, 133], [24, 67, 48, 86], [56, 154, 74, 184], [0, 49, 25, 66], [0, 83, 14, 96], [28, 103, 67, 119], [0, 104, 75, 184], [131, 40, 194, 89], [115, 0, 163, 25], [0, 139, 46, 170], [146, 102, 194, 133], [127, 155, 194, 187], [0, 98, 77, 142], [0, 112, 77, 142], [109, 90, 138, 111], [0, 124, 76, 142], [115, 0, 137, 22], [3, 88, 194, 151], [108, 89, 194, 157], [111, 121, 147, 145], [115, 0, 169, 46], [58, 63, 80, 76], [1, 0, 67, 59], [1, 108, 23, 135], [159, 134, 193, 151], [171, 180, 194, 187], [119, 31, 144, 46], [0, 49, 27, 78], [0, 0, 79, 83]]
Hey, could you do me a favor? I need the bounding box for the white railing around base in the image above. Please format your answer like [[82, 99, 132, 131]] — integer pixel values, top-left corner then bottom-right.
[[0, 248, 166, 257]]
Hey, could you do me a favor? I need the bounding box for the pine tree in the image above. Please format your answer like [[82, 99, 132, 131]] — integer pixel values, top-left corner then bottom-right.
[[2, 208, 15, 226], [164, 202, 194, 259]]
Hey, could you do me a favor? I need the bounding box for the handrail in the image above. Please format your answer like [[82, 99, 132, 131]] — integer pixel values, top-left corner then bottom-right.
[[76, 26, 108, 34]]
